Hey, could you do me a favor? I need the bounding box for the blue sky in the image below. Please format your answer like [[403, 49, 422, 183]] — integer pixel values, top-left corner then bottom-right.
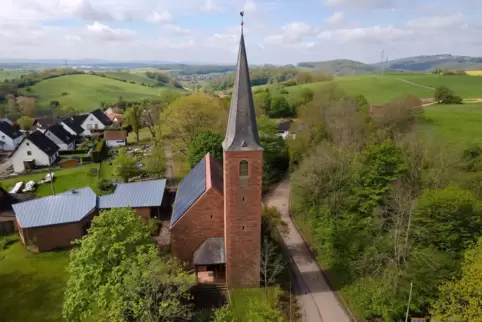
[[0, 0, 481, 64]]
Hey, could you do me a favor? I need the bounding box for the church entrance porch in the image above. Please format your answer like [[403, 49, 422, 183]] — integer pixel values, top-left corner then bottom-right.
[[193, 237, 226, 284], [195, 264, 226, 284]]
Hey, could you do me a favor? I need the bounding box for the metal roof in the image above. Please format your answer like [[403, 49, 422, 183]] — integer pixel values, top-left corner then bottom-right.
[[170, 157, 206, 226], [98, 179, 167, 209], [193, 237, 226, 265], [13, 187, 97, 228]]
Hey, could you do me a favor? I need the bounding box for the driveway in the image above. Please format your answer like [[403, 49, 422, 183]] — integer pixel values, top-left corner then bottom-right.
[[264, 179, 353, 322]]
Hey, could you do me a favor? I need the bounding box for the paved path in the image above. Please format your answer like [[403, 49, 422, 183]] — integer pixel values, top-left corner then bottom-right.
[[396, 78, 435, 91], [264, 180, 353, 322]]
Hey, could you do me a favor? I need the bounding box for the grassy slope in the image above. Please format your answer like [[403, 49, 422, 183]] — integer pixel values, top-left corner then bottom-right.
[[400, 74, 482, 98], [0, 237, 69, 322], [0, 70, 27, 81], [103, 71, 158, 86], [23, 74, 179, 112]]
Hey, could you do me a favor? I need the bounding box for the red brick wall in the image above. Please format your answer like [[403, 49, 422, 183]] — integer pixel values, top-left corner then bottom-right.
[[223, 150, 263, 288], [170, 188, 224, 266], [18, 211, 97, 252], [134, 207, 151, 220]]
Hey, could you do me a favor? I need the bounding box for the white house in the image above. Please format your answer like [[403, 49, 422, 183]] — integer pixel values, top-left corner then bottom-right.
[[10, 131, 59, 173], [104, 130, 127, 147], [0, 121, 25, 151], [0, 118, 13, 125], [80, 109, 113, 136], [61, 115, 86, 137], [277, 120, 293, 140], [44, 124, 76, 151]]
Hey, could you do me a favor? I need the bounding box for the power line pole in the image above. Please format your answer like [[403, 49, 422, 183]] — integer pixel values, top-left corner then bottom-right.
[[405, 281, 413, 322]]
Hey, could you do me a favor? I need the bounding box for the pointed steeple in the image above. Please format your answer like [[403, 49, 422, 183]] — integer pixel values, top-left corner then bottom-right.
[[222, 13, 262, 152]]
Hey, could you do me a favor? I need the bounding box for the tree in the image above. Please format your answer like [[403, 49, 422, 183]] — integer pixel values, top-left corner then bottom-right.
[[260, 237, 285, 299], [17, 116, 33, 131], [21, 97, 36, 117], [7, 96, 17, 114], [125, 105, 143, 142], [62, 208, 195, 322], [434, 86, 463, 104], [187, 131, 223, 168], [144, 144, 167, 179], [112, 148, 140, 182], [213, 306, 237, 322], [269, 95, 293, 118], [50, 100, 61, 118], [431, 237, 482, 321], [246, 299, 284, 322], [254, 90, 271, 115]]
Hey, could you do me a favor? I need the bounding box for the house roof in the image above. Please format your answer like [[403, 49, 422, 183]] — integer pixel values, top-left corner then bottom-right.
[[13, 187, 97, 228], [24, 130, 59, 156], [193, 237, 226, 265], [278, 120, 292, 132], [0, 187, 36, 217], [34, 116, 57, 128], [222, 31, 262, 152], [0, 120, 23, 139], [170, 157, 207, 226], [104, 130, 127, 141], [106, 113, 123, 121], [209, 154, 223, 194], [47, 123, 76, 144], [91, 109, 113, 126], [62, 115, 85, 135], [0, 118, 13, 125], [98, 179, 167, 209]]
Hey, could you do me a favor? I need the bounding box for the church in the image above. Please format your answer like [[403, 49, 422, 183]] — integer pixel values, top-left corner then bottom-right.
[[169, 23, 263, 289]]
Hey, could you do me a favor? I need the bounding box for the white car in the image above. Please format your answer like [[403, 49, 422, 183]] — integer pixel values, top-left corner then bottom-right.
[[9, 181, 23, 194], [22, 181, 36, 192]]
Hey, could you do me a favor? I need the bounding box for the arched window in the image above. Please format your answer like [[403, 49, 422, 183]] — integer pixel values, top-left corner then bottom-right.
[[239, 160, 249, 177]]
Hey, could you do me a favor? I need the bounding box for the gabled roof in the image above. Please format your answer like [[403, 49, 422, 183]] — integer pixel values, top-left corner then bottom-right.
[[47, 123, 76, 144], [104, 130, 127, 141], [24, 130, 59, 156], [98, 179, 167, 209], [0, 187, 36, 217], [278, 120, 292, 132], [209, 154, 223, 194], [193, 237, 225, 265], [0, 121, 23, 139], [62, 116, 85, 135], [34, 116, 57, 128], [91, 109, 113, 126], [13, 187, 96, 228]]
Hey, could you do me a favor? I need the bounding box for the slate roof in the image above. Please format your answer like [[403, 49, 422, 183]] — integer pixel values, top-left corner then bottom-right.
[[0, 120, 23, 139], [98, 179, 167, 209], [91, 109, 113, 126], [47, 123, 76, 144], [34, 117, 57, 129], [278, 120, 292, 132], [62, 115, 87, 135], [104, 130, 127, 141], [0, 187, 36, 217], [209, 155, 224, 194], [13, 187, 97, 228], [25, 130, 59, 156], [193, 237, 226, 265]]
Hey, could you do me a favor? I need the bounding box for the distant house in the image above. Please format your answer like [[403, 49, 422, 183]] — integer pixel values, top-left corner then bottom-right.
[[277, 120, 293, 139], [10, 131, 59, 173], [104, 130, 127, 147], [13, 187, 98, 252], [33, 117, 58, 131], [80, 109, 113, 136], [106, 113, 123, 125], [0, 118, 13, 125], [44, 123, 76, 151], [61, 115, 86, 136], [0, 120, 25, 151]]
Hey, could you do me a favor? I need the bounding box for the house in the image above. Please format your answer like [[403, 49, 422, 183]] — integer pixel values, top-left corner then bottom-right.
[[169, 29, 263, 288], [0, 118, 13, 125], [13, 187, 97, 252], [106, 113, 123, 125], [10, 131, 59, 173], [0, 120, 25, 151], [277, 120, 293, 139], [80, 109, 113, 136], [0, 186, 35, 234], [33, 116, 58, 131], [98, 179, 168, 218], [44, 123, 76, 151], [104, 130, 127, 147], [61, 115, 86, 136]]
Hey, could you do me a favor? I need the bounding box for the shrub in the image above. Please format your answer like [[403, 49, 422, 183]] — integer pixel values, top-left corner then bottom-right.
[[61, 92, 68, 96], [91, 140, 108, 163]]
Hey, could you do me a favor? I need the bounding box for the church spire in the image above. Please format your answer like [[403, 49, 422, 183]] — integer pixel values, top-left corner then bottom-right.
[[222, 12, 262, 152]]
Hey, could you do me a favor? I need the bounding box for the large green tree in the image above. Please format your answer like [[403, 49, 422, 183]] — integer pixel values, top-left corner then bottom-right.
[[187, 131, 223, 168], [112, 148, 140, 183], [125, 105, 143, 142]]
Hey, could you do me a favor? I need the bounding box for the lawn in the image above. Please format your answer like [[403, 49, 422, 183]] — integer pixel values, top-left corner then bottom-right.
[[0, 70, 28, 81], [229, 287, 279, 320], [0, 235, 69, 322], [103, 71, 158, 86], [0, 163, 114, 197], [21, 74, 182, 112], [128, 127, 153, 144], [421, 102, 482, 148], [399, 74, 482, 99]]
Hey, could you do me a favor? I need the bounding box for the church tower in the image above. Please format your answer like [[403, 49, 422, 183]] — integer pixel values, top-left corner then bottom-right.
[[223, 14, 263, 288]]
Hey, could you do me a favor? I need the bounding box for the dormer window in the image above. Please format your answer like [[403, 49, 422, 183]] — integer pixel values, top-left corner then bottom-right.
[[239, 160, 249, 177]]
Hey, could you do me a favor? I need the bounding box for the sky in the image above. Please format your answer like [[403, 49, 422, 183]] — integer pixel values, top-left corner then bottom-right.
[[1, 0, 482, 65]]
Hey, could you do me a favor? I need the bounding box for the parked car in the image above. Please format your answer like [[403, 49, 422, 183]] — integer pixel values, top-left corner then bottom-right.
[[22, 181, 36, 192], [38, 172, 55, 184], [9, 181, 23, 193]]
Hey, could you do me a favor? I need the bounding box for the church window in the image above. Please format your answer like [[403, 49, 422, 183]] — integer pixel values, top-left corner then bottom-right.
[[239, 160, 249, 177]]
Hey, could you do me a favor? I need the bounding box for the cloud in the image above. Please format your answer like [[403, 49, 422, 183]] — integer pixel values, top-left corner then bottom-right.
[[264, 22, 317, 46], [244, 0, 257, 13], [325, 11, 345, 24], [146, 10, 173, 23], [201, 0, 224, 12], [85, 22, 136, 42], [323, 0, 402, 9], [161, 24, 192, 36]]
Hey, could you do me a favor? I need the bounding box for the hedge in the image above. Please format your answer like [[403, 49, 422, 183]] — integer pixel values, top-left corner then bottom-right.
[[91, 140, 108, 163]]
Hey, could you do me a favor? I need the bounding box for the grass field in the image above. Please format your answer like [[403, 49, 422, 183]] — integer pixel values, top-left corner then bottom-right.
[[103, 71, 158, 86], [21, 74, 181, 112], [400, 74, 482, 98], [0, 235, 69, 322], [0, 70, 28, 81], [230, 287, 279, 320], [0, 163, 113, 197]]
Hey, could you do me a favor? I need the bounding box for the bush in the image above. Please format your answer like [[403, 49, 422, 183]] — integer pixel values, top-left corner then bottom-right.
[[97, 179, 116, 195], [91, 140, 108, 163], [59, 149, 89, 155], [61, 92, 68, 96], [434, 86, 463, 104]]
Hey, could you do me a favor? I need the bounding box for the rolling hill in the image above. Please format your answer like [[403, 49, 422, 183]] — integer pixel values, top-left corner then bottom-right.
[[22, 74, 181, 112], [102, 71, 159, 86], [297, 59, 381, 75], [0, 70, 28, 81]]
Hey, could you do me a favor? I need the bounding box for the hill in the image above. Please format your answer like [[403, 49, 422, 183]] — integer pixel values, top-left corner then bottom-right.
[[379, 55, 482, 72], [0, 70, 28, 81], [22, 74, 180, 112], [102, 71, 159, 86], [297, 59, 381, 75]]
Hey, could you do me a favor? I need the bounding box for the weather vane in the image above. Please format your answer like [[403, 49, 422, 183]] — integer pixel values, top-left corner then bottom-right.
[[240, 11, 244, 32]]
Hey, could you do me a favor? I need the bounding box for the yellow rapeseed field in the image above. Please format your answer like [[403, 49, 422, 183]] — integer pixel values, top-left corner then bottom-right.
[[466, 71, 482, 76]]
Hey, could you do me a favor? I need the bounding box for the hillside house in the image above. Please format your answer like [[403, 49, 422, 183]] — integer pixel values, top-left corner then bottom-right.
[[104, 130, 127, 147], [106, 113, 123, 125], [33, 117, 57, 131], [277, 120, 292, 139], [61, 115, 85, 136], [0, 120, 24, 151], [44, 124, 76, 151], [10, 131, 59, 173], [80, 109, 113, 136]]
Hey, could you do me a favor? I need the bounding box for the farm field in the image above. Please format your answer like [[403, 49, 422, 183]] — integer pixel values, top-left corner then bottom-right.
[[21, 74, 181, 112], [103, 71, 158, 86], [0, 70, 28, 81], [400, 74, 482, 98], [0, 235, 69, 322]]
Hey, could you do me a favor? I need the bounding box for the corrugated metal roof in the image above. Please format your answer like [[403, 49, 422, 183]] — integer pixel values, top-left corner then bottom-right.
[[170, 157, 206, 226], [193, 237, 225, 265], [98, 179, 166, 209], [13, 187, 96, 228]]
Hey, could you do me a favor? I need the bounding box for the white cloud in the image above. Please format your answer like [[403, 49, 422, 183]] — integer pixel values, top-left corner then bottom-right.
[[86, 22, 136, 41], [146, 10, 173, 23], [244, 0, 257, 13], [325, 11, 345, 24], [407, 12, 465, 30], [161, 24, 192, 36], [264, 22, 316, 46], [201, 0, 224, 12], [323, 0, 402, 9]]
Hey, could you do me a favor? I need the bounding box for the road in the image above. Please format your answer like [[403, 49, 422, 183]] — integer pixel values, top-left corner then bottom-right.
[[264, 179, 353, 322]]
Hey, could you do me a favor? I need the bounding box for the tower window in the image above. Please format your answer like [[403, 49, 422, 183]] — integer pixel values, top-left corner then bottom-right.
[[239, 160, 249, 177]]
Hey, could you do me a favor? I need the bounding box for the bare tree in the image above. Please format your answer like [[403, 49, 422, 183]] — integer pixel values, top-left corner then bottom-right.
[[260, 237, 285, 300]]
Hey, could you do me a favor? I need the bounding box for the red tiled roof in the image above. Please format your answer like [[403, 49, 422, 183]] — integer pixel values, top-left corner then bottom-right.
[[104, 130, 127, 141]]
